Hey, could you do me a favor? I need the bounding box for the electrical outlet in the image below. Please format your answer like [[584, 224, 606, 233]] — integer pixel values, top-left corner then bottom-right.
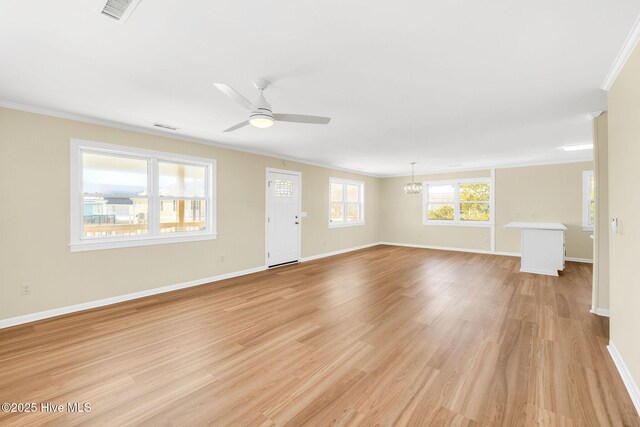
[[21, 284, 31, 296]]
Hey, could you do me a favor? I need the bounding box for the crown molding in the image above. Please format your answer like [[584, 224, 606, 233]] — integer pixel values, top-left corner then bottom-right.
[[0, 100, 593, 179], [381, 157, 593, 178], [602, 13, 640, 90], [0, 99, 382, 178]]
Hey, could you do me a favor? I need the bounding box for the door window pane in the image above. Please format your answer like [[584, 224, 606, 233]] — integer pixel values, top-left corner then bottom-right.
[[83, 197, 148, 237], [274, 179, 294, 197], [82, 152, 148, 195], [159, 162, 206, 197]]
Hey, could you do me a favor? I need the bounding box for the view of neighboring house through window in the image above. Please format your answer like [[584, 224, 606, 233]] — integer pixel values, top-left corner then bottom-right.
[[583, 170, 595, 230], [82, 152, 150, 237], [424, 179, 492, 224], [159, 161, 207, 233], [329, 178, 364, 227], [71, 140, 216, 251]]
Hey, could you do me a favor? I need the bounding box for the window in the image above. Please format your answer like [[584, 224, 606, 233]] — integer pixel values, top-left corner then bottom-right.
[[423, 179, 492, 225], [329, 178, 364, 227], [583, 170, 595, 230], [71, 139, 216, 251]]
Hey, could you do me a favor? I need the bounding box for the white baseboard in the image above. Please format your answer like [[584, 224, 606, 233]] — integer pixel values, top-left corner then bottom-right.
[[590, 307, 610, 317], [0, 265, 267, 329], [378, 242, 593, 263], [520, 267, 559, 277], [299, 242, 379, 262], [608, 341, 640, 415], [0, 241, 593, 330], [0, 242, 381, 329], [565, 257, 593, 264], [378, 241, 518, 257]]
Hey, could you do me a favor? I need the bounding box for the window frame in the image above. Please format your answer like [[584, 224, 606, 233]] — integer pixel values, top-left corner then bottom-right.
[[582, 170, 595, 231], [422, 177, 494, 227], [328, 178, 365, 228], [70, 139, 216, 252]]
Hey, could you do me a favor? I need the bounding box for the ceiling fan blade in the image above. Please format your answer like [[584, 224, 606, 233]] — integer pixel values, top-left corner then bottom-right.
[[223, 120, 250, 132], [214, 83, 254, 111], [273, 114, 331, 125]]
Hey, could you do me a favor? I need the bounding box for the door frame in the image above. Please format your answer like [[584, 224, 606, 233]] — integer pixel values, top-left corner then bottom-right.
[[265, 167, 302, 267]]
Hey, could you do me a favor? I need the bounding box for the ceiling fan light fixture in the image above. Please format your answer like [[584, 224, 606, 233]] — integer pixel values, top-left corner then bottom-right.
[[249, 114, 274, 128]]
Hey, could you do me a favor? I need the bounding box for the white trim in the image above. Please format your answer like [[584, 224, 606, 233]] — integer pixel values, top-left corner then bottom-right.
[[0, 243, 377, 329], [379, 241, 517, 257], [583, 170, 595, 229], [299, 242, 379, 262], [70, 139, 217, 251], [423, 177, 493, 226], [382, 158, 593, 178], [0, 266, 267, 329], [0, 243, 595, 329], [379, 241, 592, 263], [328, 177, 365, 228], [490, 168, 496, 252], [0, 100, 381, 178], [608, 341, 640, 416], [265, 168, 302, 267], [602, 13, 640, 90], [590, 307, 610, 317], [565, 256, 593, 264], [70, 233, 219, 252]]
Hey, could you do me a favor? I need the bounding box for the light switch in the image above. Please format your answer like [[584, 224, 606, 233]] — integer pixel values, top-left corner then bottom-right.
[[301, 212, 308, 218]]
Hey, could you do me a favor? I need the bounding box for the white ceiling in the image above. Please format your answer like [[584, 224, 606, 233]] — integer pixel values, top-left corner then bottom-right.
[[1, 0, 638, 176]]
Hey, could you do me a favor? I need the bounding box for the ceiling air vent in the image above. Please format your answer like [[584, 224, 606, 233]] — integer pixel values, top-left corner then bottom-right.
[[153, 123, 178, 131], [97, 0, 142, 24]]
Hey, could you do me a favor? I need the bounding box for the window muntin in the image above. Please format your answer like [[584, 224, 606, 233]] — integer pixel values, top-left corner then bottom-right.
[[424, 179, 492, 225], [329, 179, 364, 227], [71, 140, 216, 251], [583, 170, 595, 230]]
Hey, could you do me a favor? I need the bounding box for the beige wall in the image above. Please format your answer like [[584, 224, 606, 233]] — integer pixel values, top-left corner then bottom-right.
[[0, 107, 595, 323], [608, 43, 640, 392], [593, 112, 609, 311], [379, 170, 492, 250], [495, 162, 594, 259], [0, 108, 380, 320], [380, 164, 593, 259]]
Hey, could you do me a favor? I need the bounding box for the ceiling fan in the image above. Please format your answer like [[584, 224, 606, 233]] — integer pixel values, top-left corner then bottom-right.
[[214, 79, 331, 132]]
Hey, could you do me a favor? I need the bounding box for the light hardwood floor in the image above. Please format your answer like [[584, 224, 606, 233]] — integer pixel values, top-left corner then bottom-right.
[[0, 245, 638, 426]]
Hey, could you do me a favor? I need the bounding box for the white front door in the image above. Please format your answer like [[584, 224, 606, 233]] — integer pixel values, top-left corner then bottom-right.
[[266, 170, 301, 267]]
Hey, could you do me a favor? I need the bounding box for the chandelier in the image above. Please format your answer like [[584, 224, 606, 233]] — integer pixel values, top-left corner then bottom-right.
[[403, 162, 422, 194]]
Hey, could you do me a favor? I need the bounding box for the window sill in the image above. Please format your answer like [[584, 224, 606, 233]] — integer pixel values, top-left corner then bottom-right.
[[329, 222, 365, 229], [422, 221, 494, 227], [70, 233, 218, 252]]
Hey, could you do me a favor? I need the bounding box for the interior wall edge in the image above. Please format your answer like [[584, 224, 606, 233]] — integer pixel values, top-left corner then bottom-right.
[[608, 341, 640, 416]]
